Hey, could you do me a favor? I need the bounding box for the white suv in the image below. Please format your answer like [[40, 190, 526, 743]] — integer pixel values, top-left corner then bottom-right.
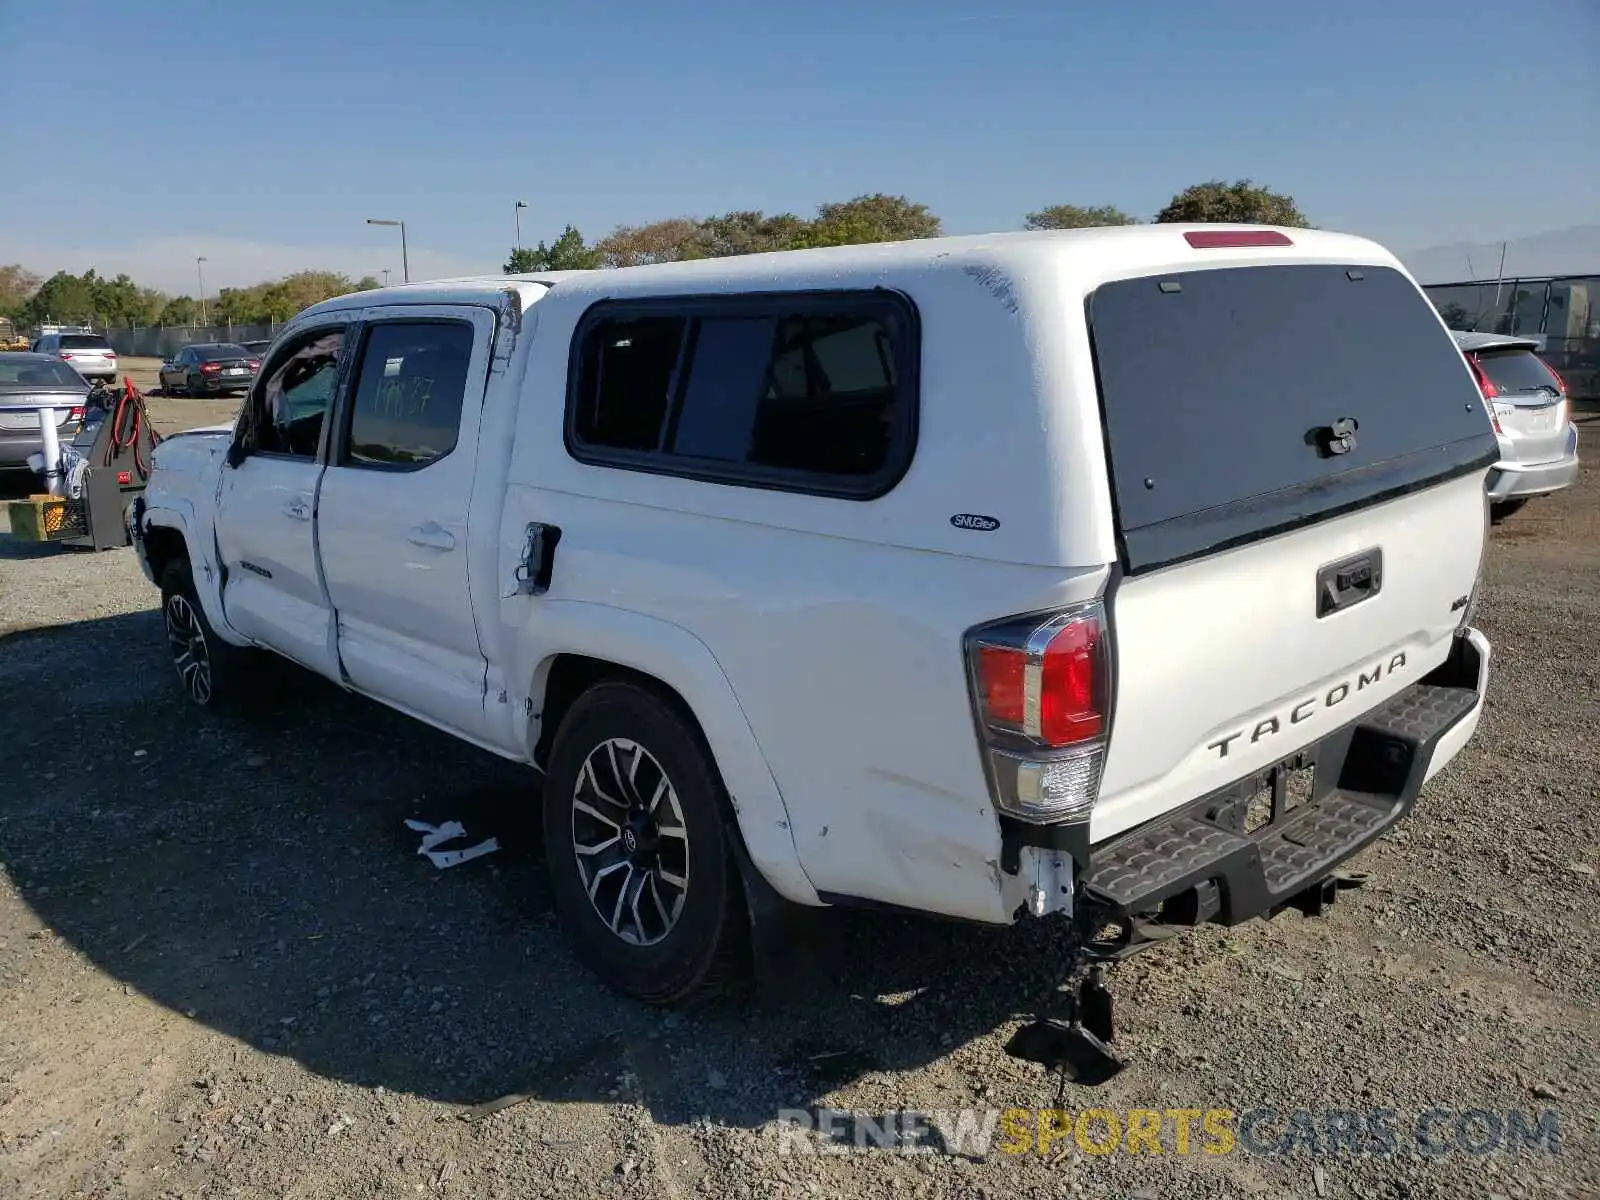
[[32, 330, 118, 384], [133, 226, 1495, 1007]]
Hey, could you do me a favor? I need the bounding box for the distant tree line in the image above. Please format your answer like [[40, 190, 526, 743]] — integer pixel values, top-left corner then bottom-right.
[[504, 180, 1309, 272], [0, 266, 382, 330], [1, 180, 1310, 325]]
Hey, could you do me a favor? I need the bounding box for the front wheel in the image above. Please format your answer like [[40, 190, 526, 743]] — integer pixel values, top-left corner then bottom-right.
[[542, 681, 745, 1004], [159, 559, 252, 709]]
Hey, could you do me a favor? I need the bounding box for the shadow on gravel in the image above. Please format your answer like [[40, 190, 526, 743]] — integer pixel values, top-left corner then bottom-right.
[[1, 611, 1087, 1129]]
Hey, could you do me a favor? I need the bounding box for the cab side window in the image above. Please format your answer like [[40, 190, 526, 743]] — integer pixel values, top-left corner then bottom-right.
[[253, 329, 345, 458], [340, 321, 473, 469]]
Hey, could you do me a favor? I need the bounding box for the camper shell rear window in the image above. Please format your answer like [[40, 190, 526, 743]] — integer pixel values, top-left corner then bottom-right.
[[1088, 264, 1499, 574]]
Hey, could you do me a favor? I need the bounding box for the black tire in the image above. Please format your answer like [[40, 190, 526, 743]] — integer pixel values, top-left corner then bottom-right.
[[542, 681, 745, 1004], [1490, 499, 1528, 523], [159, 558, 252, 709]]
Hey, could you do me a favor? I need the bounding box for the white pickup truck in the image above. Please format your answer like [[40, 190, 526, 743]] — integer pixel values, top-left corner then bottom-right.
[[133, 226, 1495, 1007]]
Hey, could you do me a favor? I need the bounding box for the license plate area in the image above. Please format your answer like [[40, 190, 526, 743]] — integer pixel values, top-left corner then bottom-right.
[[1205, 754, 1317, 837]]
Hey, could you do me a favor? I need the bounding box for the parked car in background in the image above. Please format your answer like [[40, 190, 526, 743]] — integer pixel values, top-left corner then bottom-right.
[[30, 331, 118, 384], [1453, 331, 1581, 520], [0, 352, 89, 473], [159, 343, 261, 396], [239, 339, 274, 358]]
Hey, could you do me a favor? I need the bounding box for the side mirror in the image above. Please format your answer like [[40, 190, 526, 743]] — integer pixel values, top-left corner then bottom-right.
[[225, 439, 248, 468]]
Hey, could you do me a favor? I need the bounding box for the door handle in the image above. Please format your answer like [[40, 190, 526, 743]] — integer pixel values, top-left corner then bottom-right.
[[407, 522, 456, 551], [283, 498, 311, 521]]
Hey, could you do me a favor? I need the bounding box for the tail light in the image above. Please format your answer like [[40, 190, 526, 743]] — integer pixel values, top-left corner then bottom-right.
[[965, 602, 1111, 824], [201, 362, 221, 373], [1465, 356, 1502, 432], [68, 405, 85, 420], [59, 352, 73, 360], [247, 359, 260, 370], [1543, 362, 1567, 395]]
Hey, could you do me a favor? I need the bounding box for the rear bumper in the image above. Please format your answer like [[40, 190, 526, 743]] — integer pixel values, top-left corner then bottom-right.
[[1082, 628, 1489, 930], [191, 375, 254, 393], [1487, 431, 1580, 499], [66, 361, 118, 380], [0, 434, 43, 468]]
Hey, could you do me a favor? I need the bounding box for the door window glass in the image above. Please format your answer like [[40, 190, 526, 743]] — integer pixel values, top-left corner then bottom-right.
[[343, 321, 474, 468], [255, 329, 344, 458]]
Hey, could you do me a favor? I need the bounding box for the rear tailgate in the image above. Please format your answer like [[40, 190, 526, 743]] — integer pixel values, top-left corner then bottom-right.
[[1087, 261, 1498, 842]]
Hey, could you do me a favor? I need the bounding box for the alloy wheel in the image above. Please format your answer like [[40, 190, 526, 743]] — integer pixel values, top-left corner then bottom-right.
[[571, 737, 690, 946], [164, 593, 213, 704]]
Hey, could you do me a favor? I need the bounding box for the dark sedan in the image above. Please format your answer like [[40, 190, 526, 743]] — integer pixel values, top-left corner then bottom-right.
[[159, 343, 260, 396], [0, 353, 90, 471]]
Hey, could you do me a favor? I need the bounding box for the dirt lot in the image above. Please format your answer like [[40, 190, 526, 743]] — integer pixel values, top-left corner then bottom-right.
[[1, 399, 1597, 1200]]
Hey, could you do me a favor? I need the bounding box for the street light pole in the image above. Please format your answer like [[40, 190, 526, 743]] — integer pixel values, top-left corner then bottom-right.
[[381, 268, 391, 286], [367, 219, 409, 283], [515, 200, 528, 250], [196, 256, 208, 325]]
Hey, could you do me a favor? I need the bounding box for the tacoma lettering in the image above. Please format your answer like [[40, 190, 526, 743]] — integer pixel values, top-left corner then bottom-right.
[[1206, 653, 1408, 759]]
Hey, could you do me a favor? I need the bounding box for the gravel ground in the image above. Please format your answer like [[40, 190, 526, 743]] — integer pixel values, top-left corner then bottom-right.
[[0, 404, 1596, 1200]]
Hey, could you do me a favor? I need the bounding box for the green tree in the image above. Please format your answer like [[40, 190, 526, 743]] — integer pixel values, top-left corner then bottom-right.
[[23, 270, 99, 326], [159, 296, 200, 326], [690, 211, 809, 258], [355, 275, 382, 291], [507, 225, 603, 273], [1154, 179, 1310, 227], [1024, 204, 1138, 230], [503, 247, 541, 273], [794, 194, 942, 248]]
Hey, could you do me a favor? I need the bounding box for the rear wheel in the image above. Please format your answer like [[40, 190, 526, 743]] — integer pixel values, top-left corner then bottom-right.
[[159, 559, 252, 709], [1490, 498, 1528, 523], [542, 681, 745, 1004]]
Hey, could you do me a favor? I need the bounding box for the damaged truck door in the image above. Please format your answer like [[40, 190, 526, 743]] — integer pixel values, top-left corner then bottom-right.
[[314, 308, 498, 743], [213, 326, 348, 679]]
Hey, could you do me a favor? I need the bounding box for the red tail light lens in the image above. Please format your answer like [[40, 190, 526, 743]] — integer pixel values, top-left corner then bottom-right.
[[969, 608, 1107, 749], [68, 405, 85, 420], [117, 470, 132, 485], [977, 646, 1027, 727], [246, 360, 260, 371], [966, 603, 1111, 826], [59, 352, 73, 360], [1465, 356, 1503, 432], [201, 362, 221, 373], [1544, 362, 1567, 394], [1039, 619, 1104, 745]]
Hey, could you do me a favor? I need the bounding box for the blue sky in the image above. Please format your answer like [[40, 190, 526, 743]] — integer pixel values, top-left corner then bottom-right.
[[1, 0, 1595, 293]]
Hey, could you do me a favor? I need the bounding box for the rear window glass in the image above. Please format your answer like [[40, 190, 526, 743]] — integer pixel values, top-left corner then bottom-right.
[[1090, 264, 1497, 572], [1474, 349, 1561, 395], [197, 344, 251, 360], [59, 335, 111, 350], [0, 359, 85, 386]]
